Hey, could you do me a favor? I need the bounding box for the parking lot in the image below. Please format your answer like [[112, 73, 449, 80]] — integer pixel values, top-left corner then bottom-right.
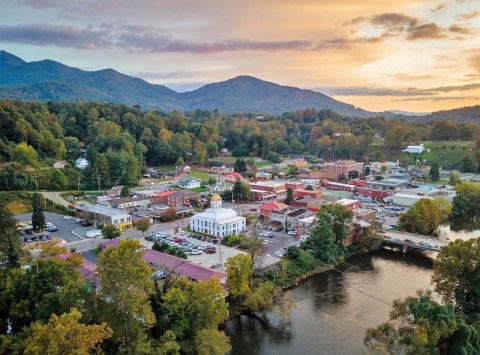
[[15, 212, 84, 243]]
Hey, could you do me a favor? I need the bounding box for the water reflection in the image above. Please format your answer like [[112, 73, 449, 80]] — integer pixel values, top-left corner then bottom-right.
[[225, 249, 435, 355], [439, 216, 480, 240]]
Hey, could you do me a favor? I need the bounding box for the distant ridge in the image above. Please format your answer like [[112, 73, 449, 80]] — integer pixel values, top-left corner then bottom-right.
[[0, 50, 389, 117]]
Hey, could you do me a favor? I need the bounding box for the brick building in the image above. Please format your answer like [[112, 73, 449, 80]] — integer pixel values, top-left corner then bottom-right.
[[325, 160, 364, 180]]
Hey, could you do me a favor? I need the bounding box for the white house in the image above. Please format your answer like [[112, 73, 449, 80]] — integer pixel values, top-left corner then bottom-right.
[[75, 158, 89, 169], [177, 177, 201, 189], [190, 194, 246, 238], [403, 144, 425, 154]]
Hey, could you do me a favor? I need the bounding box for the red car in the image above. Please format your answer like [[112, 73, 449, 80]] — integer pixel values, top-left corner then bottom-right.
[[206, 248, 217, 254], [250, 207, 258, 211], [173, 238, 184, 243]]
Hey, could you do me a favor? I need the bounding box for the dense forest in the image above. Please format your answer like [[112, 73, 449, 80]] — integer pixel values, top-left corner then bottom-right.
[[0, 99, 479, 191]]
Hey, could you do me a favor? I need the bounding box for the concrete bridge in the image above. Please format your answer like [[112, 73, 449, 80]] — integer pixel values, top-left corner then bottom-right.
[[381, 230, 449, 253]]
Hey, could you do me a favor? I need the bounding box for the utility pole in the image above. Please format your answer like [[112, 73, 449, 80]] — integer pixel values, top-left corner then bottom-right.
[[77, 177, 81, 192], [97, 175, 101, 192], [32, 174, 39, 191]]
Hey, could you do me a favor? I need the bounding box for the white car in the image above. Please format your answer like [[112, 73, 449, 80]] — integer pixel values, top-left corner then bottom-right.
[[188, 250, 202, 255], [274, 250, 284, 258], [288, 231, 296, 235], [180, 231, 186, 235], [290, 241, 300, 247], [262, 240, 269, 245], [62, 216, 72, 220]]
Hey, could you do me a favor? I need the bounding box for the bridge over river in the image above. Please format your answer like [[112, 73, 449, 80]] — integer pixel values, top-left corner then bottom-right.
[[382, 230, 449, 253]]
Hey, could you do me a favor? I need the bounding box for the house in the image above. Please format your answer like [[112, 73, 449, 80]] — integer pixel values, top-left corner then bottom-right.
[[325, 160, 364, 180], [271, 162, 288, 170], [176, 165, 192, 174], [403, 144, 425, 154], [177, 177, 201, 189], [326, 181, 356, 192], [354, 208, 376, 223], [224, 172, 248, 184], [292, 159, 308, 167], [298, 178, 321, 189], [296, 216, 316, 239], [255, 171, 272, 181], [209, 162, 234, 174], [209, 175, 233, 193], [167, 190, 201, 207], [259, 200, 289, 218], [75, 157, 89, 169], [104, 185, 124, 198], [53, 160, 67, 169]]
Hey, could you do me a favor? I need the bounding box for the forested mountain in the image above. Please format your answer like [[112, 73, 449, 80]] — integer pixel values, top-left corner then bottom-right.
[[0, 51, 385, 117], [409, 105, 480, 124], [1, 99, 479, 192]]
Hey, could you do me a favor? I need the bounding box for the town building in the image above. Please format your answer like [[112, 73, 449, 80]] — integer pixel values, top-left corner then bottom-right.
[[296, 216, 315, 239], [293, 189, 322, 200], [208, 175, 234, 193], [325, 181, 356, 192], [366, 178, 410, 191], [325, 160, 364, 180], [403, 144, 425, 154], [285, 181, 305, 191], [167, 190, 201, 207], [356, 187, 391, 200], [292, 159, 308, 167], [75, 205, 132, 231], [298, 178, 321, 189], [353, 208, 376, 223], [106, 195, 151, 209], [337, 198, 362, 210], [177, 177, 201, 189], [224, 172, 248, 184], [290, 195, 322, 212], [209, 162, 234, 174], [190, 194, 246, 238], [255, 171, 273, 181], [176, 165, 192, 174], [259, 200, 289, 218], [249, 181, 286, 201]]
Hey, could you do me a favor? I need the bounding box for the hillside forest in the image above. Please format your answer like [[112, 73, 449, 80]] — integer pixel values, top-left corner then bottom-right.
[[0, 99, 479, 191]]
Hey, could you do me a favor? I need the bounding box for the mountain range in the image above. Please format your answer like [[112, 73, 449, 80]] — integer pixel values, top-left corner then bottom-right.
[[0, 50, 387, 117], [1, 50, 478, 122]]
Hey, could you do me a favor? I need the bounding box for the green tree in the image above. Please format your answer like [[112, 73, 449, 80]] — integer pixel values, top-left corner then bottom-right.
[[347, 170, 359, 179], [225, 254, 253, 298], [157, 330, 181, 355], [193, 328, 231, 355], [432, 197, 452, 221], [101, 224, 121, 240], [31, 193, 45, 232], [12, 142, 38, 166], [432, 238, 480, 313], [97, 239, 155, 349], [232, 178, 251, 202], [429, 162, 440, 181], [243, 281, 276, 312], [364, 290, 457, 354], [135, 219, 150, 237], [452, 182, 480, 217], [284, 188, 294, 205], [449, 173, 461, 186], [398, 198, 442, 236], [24, 308, 112, 355], [175, 156, 185, 166], [234, 159, 247, 173], [0, 204, 26, 271], [120, 185, 130, 197]]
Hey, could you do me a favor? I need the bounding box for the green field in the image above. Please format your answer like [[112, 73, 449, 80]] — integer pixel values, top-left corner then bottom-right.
[[391, 141, 475, 169], [190, 187, 208, 193], [189, 171, 211, 180]]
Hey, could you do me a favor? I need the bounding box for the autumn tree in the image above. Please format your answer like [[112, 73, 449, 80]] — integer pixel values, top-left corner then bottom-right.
[[398, 198, 442, 236], [101, 224, 121, 240], [225, 254, 253, 298], [161, 207, 177, 222], [31, 193, 45, 232], [193, 328, 231, 355], [23, 308, 112, 355], [135, 219, 150, 237], [97, 239, 155, 350], [452, 182, 480, 217]]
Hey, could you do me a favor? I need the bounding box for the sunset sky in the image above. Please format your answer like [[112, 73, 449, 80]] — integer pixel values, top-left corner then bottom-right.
[[1, 0, 479, 113]]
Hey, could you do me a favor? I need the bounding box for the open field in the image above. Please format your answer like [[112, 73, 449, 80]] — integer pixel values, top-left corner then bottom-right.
[[189, 171, 211, 180], [391, 141, 475, 169]]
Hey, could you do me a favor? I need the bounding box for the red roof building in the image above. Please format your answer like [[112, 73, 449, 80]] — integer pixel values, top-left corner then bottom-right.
[[259, 201, 289, 218], [224, 172, 248, 184]]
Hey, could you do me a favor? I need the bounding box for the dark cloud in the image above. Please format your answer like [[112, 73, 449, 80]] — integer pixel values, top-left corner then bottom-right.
[[407, 23, 444, 40], [347, 11, 467, 42], [458, 10, 480, 20], [448, 24, 474, 35], [0, 23, 110, 48], [318, 83, 480, 97]]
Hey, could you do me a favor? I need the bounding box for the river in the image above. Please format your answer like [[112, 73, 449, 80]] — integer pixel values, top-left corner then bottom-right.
[[224, 249, 436, 355], [225, 220, 480, 354]]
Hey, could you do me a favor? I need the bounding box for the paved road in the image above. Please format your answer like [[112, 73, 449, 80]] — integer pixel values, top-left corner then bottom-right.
[[383, 230, 448, 251], [41, 191, 71, 207], [15, 212, 83, 243]]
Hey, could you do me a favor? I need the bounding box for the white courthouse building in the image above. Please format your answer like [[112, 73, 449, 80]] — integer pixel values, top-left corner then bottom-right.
[[190, 194, 246, 238]]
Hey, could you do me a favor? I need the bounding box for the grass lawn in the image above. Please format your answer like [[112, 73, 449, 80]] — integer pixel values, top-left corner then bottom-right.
[[190, 171, 210, 180], [208, 157, 239, 163], [390, 141, 475, 169], [255, 161, 271, 167], [190, 187, 208, 193]]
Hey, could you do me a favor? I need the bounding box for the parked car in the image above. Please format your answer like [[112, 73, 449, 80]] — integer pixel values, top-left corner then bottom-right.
[[250, 207, 258, 211], [46, 225, 59, 232], [262, 240, 269, 245], [206, 248, 216, 254], [212, 238, 218, 244], [274, 250, 284, 258], [188, 250, 202, 255], [180, 231, 186, 235], [62, 216, 72, 220]]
